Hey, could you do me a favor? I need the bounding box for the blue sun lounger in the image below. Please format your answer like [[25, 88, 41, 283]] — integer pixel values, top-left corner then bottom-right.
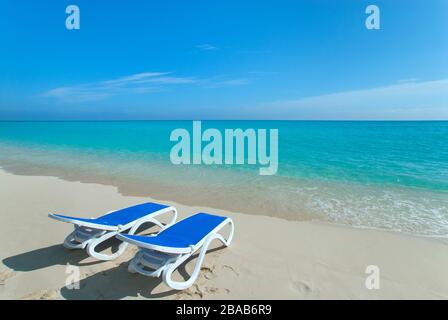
[[117, 213, 234, 290], [48, 202, 177, 261]]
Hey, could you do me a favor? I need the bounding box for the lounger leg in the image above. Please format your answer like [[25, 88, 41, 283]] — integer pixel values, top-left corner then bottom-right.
[[63, 226, 106, 250], [86, 231, 121, 260], [87, 211, 178, 261], [63, 230, 88, 249], [162, 218, 234, 290]]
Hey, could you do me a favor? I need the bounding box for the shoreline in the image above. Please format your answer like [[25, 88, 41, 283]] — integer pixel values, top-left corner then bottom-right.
[[1, 169, 448, 299], [1, 155, 447, 238]]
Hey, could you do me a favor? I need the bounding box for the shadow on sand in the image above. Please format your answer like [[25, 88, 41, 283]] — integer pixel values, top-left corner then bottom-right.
[[1, 236, 129, 272], [59, 262, 178, 299], [59, 246, 226, 300], [2, 222, 160, 272], [2, 244, 100, 272]]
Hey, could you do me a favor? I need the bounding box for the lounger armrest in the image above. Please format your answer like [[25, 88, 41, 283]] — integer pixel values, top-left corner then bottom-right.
[[48, 213, 118, 231], [116, 233, 192, 254]]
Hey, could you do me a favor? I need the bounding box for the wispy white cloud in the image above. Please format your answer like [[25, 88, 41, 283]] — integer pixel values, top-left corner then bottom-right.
[[134, 76, 197, 85], [196, 44, 219, 51], [42, 72, 198, 103], [255, 78, 448, 120], [102, 72, 171, 86], [42, 71, 251, 103]]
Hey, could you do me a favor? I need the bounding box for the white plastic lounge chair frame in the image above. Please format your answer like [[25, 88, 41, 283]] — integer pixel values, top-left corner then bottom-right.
[[118, 217, 234, 290], [49, 206, 178, 261]]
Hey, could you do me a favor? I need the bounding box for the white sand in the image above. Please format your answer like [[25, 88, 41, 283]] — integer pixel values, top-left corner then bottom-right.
[[0, 169, 447, 299]]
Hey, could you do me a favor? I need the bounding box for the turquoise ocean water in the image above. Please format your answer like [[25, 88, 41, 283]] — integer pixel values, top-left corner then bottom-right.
[[0, 121, 447, 237]]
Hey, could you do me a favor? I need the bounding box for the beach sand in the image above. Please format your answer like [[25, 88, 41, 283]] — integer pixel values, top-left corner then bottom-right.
[[0, 169, 447, 300]]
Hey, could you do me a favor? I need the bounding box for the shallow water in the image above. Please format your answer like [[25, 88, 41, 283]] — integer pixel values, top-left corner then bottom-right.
[[0, 121, 447, 236]]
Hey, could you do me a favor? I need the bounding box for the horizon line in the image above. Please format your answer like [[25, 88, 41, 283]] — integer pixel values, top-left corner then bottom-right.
[[0, 119, 447, 122]]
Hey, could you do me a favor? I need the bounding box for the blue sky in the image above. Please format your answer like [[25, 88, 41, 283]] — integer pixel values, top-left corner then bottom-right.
[[1, 0, 447, 120]]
